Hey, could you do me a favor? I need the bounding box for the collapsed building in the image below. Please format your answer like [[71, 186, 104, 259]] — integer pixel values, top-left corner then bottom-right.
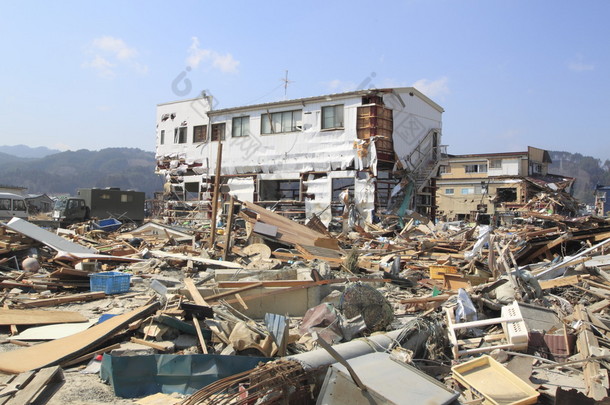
[[154, 88, 445, 226], [436, 146, 577, 224]]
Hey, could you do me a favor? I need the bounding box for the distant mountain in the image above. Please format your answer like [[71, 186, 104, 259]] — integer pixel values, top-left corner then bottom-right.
[[0, 144, 61, 158], [0, 147, 163, 198], [549, 151, 610, 205]]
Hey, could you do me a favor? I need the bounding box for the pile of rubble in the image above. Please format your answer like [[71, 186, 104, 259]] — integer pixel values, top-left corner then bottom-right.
[[1, 197, 610, 404]]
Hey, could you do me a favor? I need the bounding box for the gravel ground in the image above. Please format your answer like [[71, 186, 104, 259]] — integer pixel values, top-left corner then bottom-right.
[[0, 266, 191, 404]]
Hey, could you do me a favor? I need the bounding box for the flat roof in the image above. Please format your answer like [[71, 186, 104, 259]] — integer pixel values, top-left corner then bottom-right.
[[446, 151, 528, 159], [159, 87, 444, 115]]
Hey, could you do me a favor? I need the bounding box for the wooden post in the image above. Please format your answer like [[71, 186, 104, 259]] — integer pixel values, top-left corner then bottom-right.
[[209, 141, 223, 247], [222, 195, 235, 261]]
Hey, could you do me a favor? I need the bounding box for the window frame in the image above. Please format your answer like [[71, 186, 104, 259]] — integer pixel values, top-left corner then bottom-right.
[[444, 188, 454, 195], [464, 164, 488, 173], [174, 127, 187, 144], [489, 159, 502, 169], [321, 104, 345, 130], [193, 125, 207, 143], [232, 116, 250, 138], [160, 130, 165, 145], [260, 110, 302, 134], [211, 123, 226, 142]]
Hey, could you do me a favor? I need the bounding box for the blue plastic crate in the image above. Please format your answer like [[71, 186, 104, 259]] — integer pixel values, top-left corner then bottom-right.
[[89, 271, 131, 294]]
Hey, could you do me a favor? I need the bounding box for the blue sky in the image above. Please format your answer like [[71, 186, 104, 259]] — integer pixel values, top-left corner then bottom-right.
[[1, 1, 608, 161]]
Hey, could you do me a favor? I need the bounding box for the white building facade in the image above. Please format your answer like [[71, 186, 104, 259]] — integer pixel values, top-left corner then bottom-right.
[[155, 88, 444, 225]]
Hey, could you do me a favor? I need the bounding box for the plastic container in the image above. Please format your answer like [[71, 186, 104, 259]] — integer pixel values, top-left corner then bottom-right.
[[451, 355, 539, 405], [90, 271, 131, 294]]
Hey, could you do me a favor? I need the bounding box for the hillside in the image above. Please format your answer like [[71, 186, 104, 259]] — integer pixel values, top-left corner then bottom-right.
[[0, 148, 163, 197], [0, 144, 60, 158], [549, 151, 610, 204]]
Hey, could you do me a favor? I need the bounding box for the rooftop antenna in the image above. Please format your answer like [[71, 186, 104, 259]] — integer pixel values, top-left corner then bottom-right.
[[281, 70, 293, 99]]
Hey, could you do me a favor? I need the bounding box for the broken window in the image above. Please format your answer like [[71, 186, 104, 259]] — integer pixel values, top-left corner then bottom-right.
[[174, 127, 187, 144], [496, 187, 517, 202], [232, 116, 250, 137], [332, 178, 355, 202], [193, 125, 207, 143], [445, 188, 454, 195], [261, 110, 302, 134], [211, 123, 226, 141], [489, 159, 502, 169], [160, 130, 165, 145], [0, 199, 10, 210], [530, 163, 543, 174], [259, 179, 300, 201], [465, 164, 487, 173], [321, 105, 344, 130], [439, 165, 451, 174]]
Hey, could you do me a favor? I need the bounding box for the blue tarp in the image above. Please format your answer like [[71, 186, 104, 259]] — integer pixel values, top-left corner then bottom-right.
[[101, 353, 272, 398]]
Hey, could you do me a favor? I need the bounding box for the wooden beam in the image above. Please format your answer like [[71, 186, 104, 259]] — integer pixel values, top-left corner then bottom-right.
[[222, 195, 235, 261], [204, 282, 263, 301], [575, 304, 608, 400], [183, 278, 209, 307], [192, 317, 208, 354], [209, 141, 223, 247], [19, 292, 106, 308]]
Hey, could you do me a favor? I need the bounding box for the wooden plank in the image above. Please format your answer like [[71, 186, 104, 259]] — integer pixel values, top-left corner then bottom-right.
[[0, 371, 35, 399], [221, 196, 235, 261], [60, 343, 121, 367], [0, 303, 159, 374], [183, 278, 209, 307], [150, 250, 241, 269], [575, 305, 608, 400], [234, 293, 248, 310], [538, 275, 582, 290], [204, 282, 263, 301], [0, 309, 87, 326], [130, 337, 171, 352], [522, 233, 572, 263], [192, 317, 208, 354], [241, 201, 339, 250], [19, 292, 106, 308], [6, 366, 63, 405], [208, 141, 223, 247], [589, 299, 610, 313], [216, 278, 388, 289]]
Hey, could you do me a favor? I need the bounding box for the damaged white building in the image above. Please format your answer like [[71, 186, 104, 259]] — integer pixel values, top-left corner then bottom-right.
[[155, 88, 445, 225]]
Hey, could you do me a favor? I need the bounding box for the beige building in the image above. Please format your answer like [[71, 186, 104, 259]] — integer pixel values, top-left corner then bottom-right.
[[436, 146, 572, 223]]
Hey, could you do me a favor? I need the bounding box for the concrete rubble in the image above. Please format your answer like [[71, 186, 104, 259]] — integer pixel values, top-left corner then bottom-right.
[[1, 192, 610, 404]]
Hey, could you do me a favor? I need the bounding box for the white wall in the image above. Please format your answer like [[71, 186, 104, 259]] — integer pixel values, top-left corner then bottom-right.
[[488, 157, 521, 176]]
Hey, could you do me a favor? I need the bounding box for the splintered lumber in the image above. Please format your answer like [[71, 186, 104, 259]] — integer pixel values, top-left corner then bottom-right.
[[241, 201, 340, 250], [204, 282, 263, 301], [209, 140, 223, 247], [150, 250, 241, 269], [4, 365, 64, 405], [0, 302, 159, 374], [184, 278, 210, 306], [192, 317, 208, 354], [0, 309, 87, 326], [575, 305, 608, 400], [538, 275, 583, 290], [19, 292, 106, 308]]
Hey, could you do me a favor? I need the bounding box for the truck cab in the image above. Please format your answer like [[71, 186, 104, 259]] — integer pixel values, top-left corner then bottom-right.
[[52, 198, 90, 225]]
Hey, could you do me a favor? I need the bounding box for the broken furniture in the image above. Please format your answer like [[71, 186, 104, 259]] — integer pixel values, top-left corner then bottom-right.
[[445, 301, 528, 358]]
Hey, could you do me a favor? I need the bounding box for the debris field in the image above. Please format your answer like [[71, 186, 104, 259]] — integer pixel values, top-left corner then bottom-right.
[[1, 189, 610, 404]]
